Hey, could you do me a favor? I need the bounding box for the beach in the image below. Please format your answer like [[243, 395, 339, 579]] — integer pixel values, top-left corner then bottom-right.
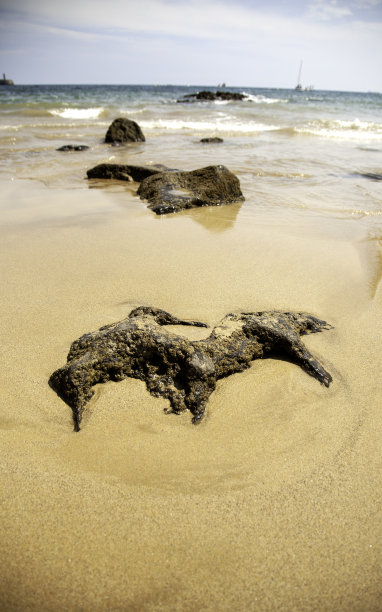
[[1, 85, 382, 610]]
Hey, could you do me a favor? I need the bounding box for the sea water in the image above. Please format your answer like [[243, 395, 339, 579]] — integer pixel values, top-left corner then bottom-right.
[[0, 84, 381, 228]]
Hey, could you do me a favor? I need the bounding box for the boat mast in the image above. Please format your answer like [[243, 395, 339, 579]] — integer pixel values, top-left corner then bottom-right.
[[295, 61, 303, 90]]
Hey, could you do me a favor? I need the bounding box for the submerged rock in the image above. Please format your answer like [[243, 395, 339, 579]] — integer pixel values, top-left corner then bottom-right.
[[355, 172, 382, 181], [105, 117, 145, 144], [87, 163, 171, 182], [49, 306, 333, 431], [200, 137, 224, 143], [137, 165, 245, 214], [57, 145, 90, 151], [178, 90, 248, 103]]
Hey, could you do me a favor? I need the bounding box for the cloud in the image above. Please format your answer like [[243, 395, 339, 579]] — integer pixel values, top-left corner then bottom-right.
[[1, 0, 382, 89], [306, 0, 353, 20], [1, 0, 381, 44]]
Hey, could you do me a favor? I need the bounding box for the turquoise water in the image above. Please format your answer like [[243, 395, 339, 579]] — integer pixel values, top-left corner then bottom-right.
[[0, 84, 381, 222]]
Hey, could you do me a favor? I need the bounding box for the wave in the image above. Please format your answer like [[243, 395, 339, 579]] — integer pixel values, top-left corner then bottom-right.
[[296, 118, 382, 141], [49, 107, 105, 119], [140, 118, 280, 134], [243, 93, 287, 104]]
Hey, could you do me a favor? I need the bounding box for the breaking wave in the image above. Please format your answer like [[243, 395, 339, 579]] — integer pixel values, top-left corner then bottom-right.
[[140, 118, 280, 134], [49, 107, 105, 119], [296, 118, 382, 141], [243, 93, 287, 104]]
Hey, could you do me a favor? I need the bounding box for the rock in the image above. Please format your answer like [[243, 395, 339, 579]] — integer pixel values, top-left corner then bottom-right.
[[355, 172, 382, 181], [57, 145, 90, 151], [178, 90, 248, 103], [137, 165, 245, 214], [105, 117, 145, 144], [49, 307, 333, 431], [87, 163, 171, 182], [200, 137, 224, 143]]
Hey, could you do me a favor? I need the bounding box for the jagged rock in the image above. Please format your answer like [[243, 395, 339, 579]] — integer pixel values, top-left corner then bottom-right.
[[87, 163, 171, 182], [57, 145, 90, 151], [49, 306, 333, 431], [178, 90, 248, 103], [105, 117, 145, 144], [200, 137, 224, 143], [137, 165, 245, 214]]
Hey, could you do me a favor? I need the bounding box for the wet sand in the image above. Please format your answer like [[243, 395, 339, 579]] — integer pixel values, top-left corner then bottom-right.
[[1, 179, 381, 611]]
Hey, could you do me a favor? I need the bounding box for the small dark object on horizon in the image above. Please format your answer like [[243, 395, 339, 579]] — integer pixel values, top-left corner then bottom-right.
[[49, 306, 333, 431], [0, 73, 14, 86]]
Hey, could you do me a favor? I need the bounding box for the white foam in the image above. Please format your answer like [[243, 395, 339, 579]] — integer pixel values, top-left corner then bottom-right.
[[119, 108, 145, 115], [50, 107, 104, 119], [297, 118, 382, 141], [243, 93, 286, 104], [140, 118, 279, 134]]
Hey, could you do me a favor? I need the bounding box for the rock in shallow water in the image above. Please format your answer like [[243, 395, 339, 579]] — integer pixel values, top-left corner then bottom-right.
[[57, 145, 90, 151], [137, 165, 245, 214], [87, 163, 171, 182], [178, 90, 248, 103], [200, 137, 224, 143], [86, 163, 244, 214], [49, 306, 333, 431], [105, 117, 145, 143], [355, 171, 382, 181]]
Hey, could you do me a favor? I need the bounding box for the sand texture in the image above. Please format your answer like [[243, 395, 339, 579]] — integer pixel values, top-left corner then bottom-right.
[[1, 180, 381, 611]]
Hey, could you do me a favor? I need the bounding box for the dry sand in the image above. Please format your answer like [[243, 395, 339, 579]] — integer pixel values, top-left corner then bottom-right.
[[1, 180, 381, 611]]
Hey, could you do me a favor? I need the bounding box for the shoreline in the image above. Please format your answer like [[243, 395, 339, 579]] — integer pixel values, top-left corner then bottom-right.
[[1, 178, 381, 610]]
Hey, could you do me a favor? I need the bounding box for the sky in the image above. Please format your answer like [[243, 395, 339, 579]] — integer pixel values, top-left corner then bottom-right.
[[1, 0, 382, 91]]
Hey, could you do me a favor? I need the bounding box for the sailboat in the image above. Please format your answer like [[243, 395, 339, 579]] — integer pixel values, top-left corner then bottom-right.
[[294, 61, 314, 91], [295, 61, 303, 91]]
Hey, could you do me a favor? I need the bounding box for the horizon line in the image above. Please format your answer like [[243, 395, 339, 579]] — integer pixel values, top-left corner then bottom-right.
[[2, 82, 380, 95]]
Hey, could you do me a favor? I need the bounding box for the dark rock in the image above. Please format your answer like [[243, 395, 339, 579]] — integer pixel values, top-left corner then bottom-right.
[[200, 137, 224, 144], [57, 145, 90, 151], [105, 117, 145, 144], [87, 163, 171, 182], [137, 165, 245, 214], [49, 307, 333, 431], [178, 90, 248, 103], [355, 172, 382, 181]]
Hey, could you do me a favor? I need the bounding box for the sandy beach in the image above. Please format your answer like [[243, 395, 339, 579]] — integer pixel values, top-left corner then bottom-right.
[[1, 174, 381, 610]]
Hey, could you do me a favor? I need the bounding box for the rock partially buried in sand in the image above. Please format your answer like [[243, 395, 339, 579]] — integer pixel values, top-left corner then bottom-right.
[[137, 165, 245, 214], [57, 145, 90, 151], [105, 117, 145, 144], [87, 163, 172, 182], [49, 306, 333, 431]]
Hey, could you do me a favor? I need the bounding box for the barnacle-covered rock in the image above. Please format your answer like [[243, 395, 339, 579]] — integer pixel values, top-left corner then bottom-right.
[[49, 306, 333, 431]]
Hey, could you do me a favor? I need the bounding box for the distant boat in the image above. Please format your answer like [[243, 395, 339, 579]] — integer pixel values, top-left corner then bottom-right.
[[294, 62, 314, 91], [295, 61, 303, 91], [0, 73, 14, 86]]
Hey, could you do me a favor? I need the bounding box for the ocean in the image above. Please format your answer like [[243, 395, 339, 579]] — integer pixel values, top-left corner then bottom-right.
[[1, 84, 381, 224]]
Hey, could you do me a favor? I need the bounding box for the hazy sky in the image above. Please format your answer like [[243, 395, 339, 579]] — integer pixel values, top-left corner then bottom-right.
[[1, 0, 382, 91]]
